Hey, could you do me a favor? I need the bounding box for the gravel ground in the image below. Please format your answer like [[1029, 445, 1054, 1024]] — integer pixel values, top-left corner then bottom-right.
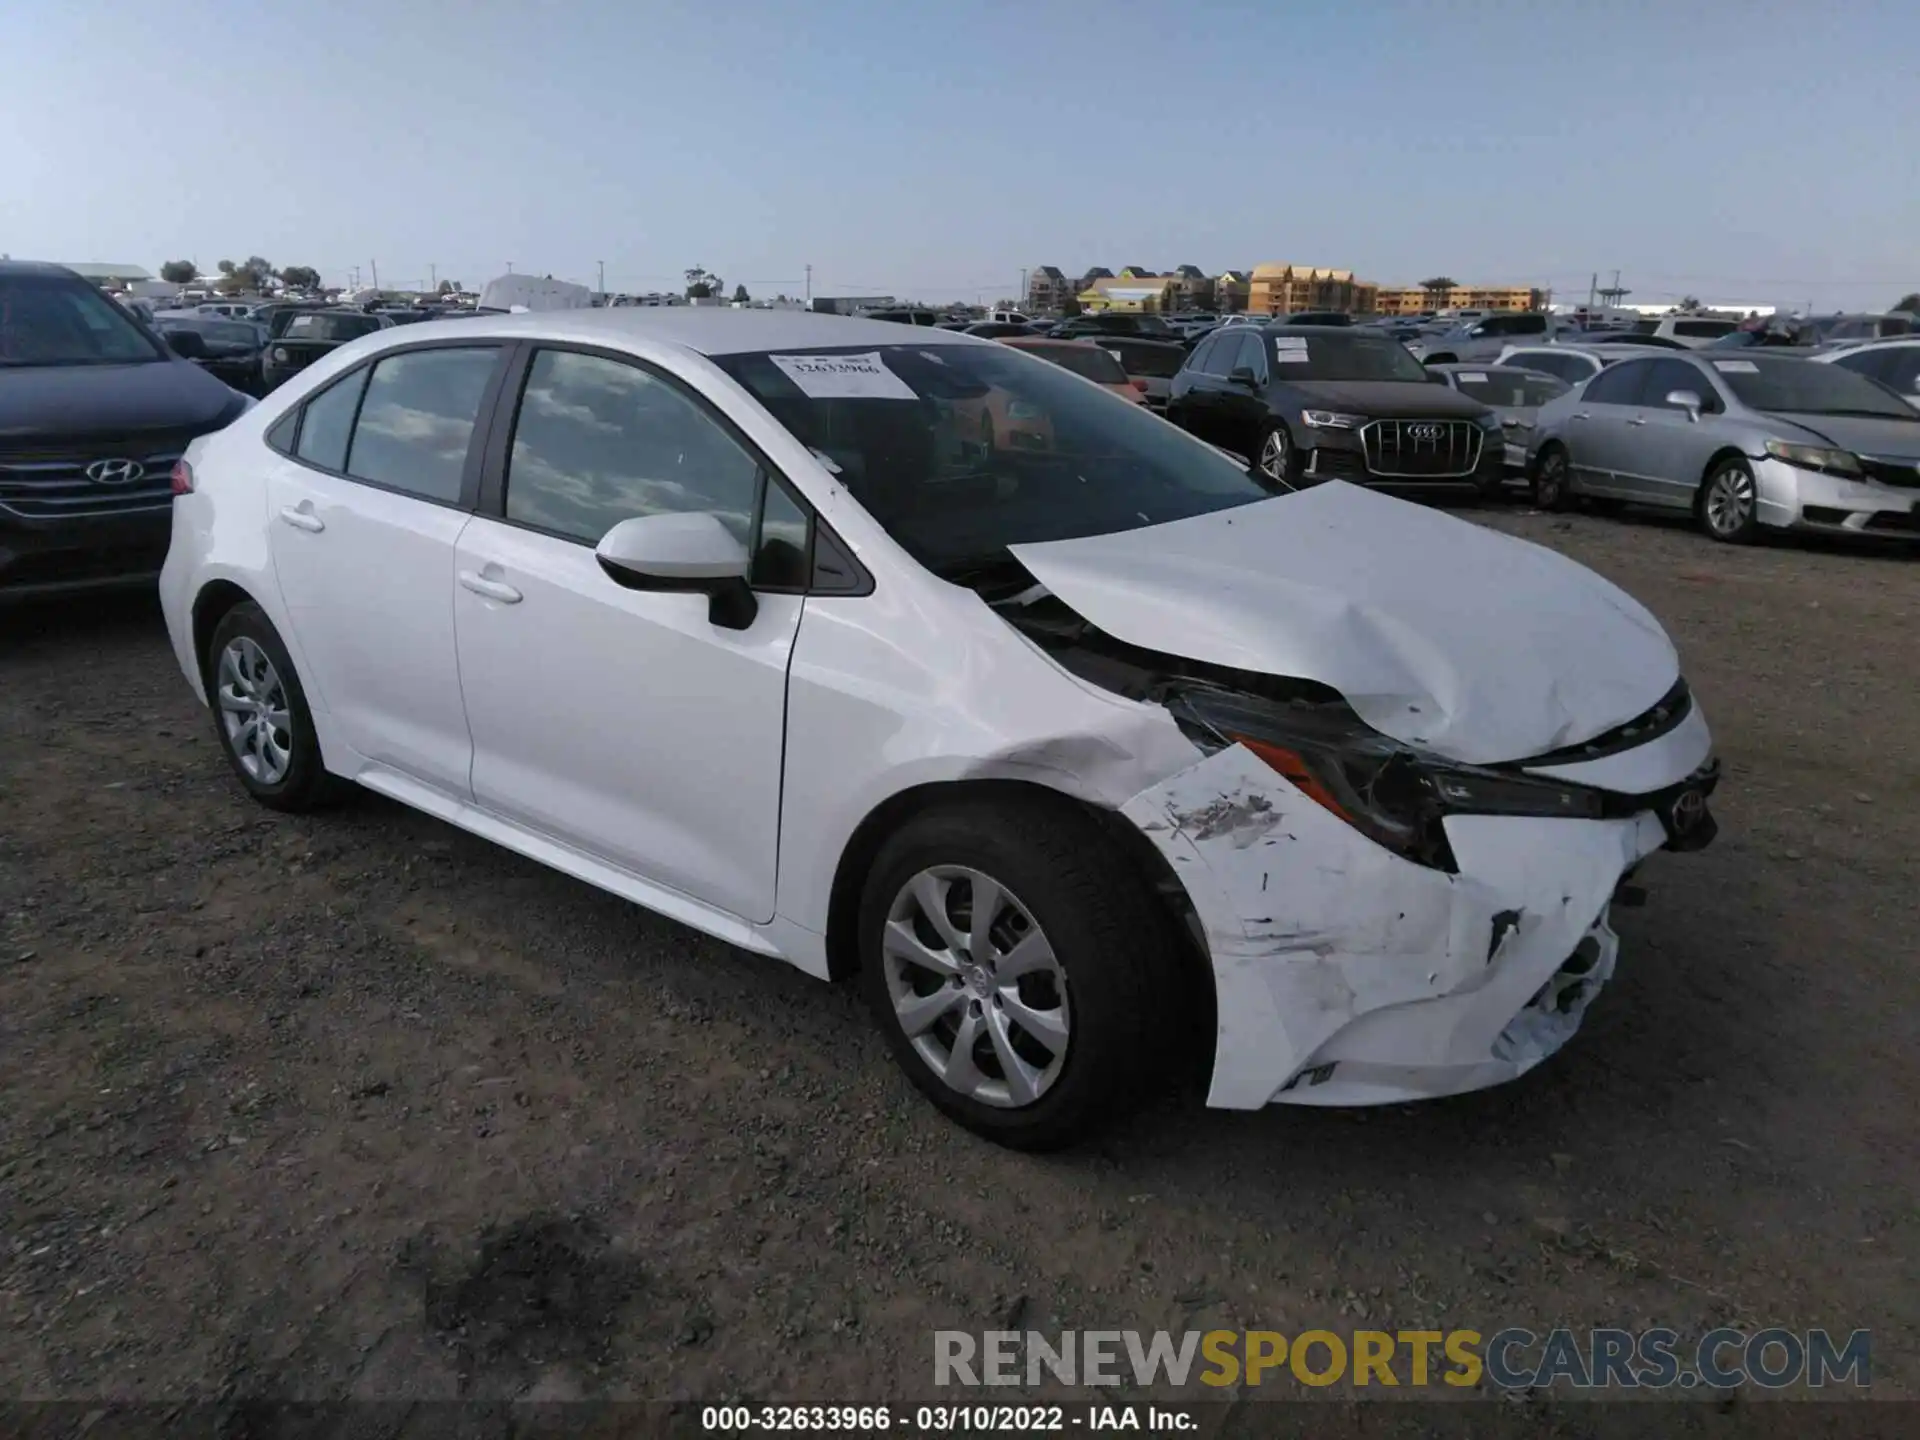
[[2, 508, 1916, 1407]]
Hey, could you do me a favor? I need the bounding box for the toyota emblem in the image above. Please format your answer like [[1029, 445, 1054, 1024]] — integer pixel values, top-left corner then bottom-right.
[[85, 458, 145, 486], [1669, 787, 1707, 835], [1408, 423, 1442, 441]]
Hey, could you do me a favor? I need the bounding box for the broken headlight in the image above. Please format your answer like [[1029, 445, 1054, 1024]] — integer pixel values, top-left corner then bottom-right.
[[1166, 688, 1602, 871]]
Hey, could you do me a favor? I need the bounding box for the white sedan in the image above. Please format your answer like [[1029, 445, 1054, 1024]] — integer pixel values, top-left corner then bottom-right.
[[159, 310, 1720, 1149]]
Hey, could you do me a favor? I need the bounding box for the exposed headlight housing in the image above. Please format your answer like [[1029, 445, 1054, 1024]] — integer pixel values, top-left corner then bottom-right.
[[1301, 409, 1366, 430], [1765, 439, 1861, 475], [271, 346, 290, 364], [1166, 687, 1602, 872]]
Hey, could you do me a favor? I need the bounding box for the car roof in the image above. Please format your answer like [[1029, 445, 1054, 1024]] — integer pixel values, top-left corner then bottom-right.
[[0, 260, 90, 281], [372, 308, 992, 357]]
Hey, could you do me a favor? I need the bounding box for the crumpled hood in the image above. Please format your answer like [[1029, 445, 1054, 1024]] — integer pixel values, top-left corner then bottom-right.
[[1008, 483, 1679, 766]]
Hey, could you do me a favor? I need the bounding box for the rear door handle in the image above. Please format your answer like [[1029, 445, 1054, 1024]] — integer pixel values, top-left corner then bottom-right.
[[278, 505, 324, 533], [458, 569, 523, 604], [1570, 412, 1590, 421], [1627, 416, 1647, 426]]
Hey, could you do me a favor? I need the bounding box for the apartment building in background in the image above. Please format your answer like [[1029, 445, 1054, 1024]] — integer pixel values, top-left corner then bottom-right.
[[1026, 265, 1071, 312], [1248, 262, 1379, 316], [1374, 284, 1544, 316]]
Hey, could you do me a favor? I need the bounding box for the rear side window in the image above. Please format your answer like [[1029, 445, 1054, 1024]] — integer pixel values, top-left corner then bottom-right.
[[295, 369, 369, 471], [1674, 319, 1736, 339], [1509, 315, 1548, 335], [1582, 361, 1648, 403], [345, 347, 498, 503]]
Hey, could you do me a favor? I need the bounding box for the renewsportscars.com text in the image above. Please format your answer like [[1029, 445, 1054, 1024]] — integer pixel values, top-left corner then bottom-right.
[[934, 1327, 1871, 1391]]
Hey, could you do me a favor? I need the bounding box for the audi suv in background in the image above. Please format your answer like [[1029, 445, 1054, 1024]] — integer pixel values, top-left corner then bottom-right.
[[1527, 350, 1920, 542], [0, 260, 251, 600], [1168, 324, 1507, 496]]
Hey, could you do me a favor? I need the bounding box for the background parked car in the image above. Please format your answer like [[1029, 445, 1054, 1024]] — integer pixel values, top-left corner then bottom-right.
[[1168, 324, 1504, 495], [963, 321, 1037, 339], [1806, 313, 1914, 348], [1628, 315, 1740, 348], [1409, 311, 1554, 363], [152, 314, 267, 396], [0, 260, 249, 599], [260, 310, 393, 391], [1048, 312, 1186, 345], [1424, 363, 1571, 484], [1075, 335, 1186, 411], [1814, 337, 1920, 410], [1528, 351, 1920, 542], [1494, 341, 1677, 385], [996, 337, 1146, 404]]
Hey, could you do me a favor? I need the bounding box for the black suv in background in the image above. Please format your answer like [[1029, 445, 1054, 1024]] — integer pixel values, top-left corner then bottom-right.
[[1167, 325, 1506, 497], [1048, 312, 1188, 345], [0, 262, 250, 599]]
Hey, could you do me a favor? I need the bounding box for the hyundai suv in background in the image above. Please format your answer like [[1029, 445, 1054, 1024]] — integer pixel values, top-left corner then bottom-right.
[[1169, 325, 1506, 496], [0, 261, 250, 599]]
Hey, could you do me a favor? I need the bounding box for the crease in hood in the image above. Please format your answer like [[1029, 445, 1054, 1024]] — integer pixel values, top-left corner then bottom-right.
[[1008, 483, 1679, 766]]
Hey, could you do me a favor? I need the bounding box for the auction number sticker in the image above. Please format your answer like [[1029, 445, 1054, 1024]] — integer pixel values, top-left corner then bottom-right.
[[1712, 359, 1759, 373], [770, 351, 917, 399]]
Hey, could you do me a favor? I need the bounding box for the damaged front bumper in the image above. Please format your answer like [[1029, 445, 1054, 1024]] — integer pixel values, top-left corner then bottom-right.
[[1121, 728, 1712, 1110]]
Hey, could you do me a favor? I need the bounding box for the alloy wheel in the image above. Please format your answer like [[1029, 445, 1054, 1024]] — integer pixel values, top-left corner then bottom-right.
[[882, 866, 1070, 1109], [1704, 465, 1756, 537], [216, 637, 293, 785], [1536, 452, 1567, 507], [1258, 428, 1291, 484]]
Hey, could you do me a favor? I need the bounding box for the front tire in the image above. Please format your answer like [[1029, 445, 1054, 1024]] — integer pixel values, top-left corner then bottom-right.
[[858, 797, 1180, 1150], [1533, 445, 1573, 511], [1698, 458, 1761, 543], [1253, 423, 1300, 490], [204, 602, 341, 812]]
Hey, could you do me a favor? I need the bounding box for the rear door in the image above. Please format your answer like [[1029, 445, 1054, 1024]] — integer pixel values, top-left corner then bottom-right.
[[265, 342, 509, 795], [1563, 359, 1654, 495]]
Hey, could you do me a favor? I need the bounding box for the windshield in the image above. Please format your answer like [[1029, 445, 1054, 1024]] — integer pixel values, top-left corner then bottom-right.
[[1015, 343, 1128, 385], [282, 313, 383, 342], [1274, 332, 1430, 382], [1451, 370, 1569, 407], [160, 318, 258, 348], [0, 275, 165, 366], [1714, 356, 1919, 419], [712, 343, 1270, 572]]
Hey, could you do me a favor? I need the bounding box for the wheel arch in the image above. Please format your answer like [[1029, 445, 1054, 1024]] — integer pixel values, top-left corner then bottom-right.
[[191, 578, 260, 691], [1693, 446, 1753, 512], [821, 778, 1211, 1014]]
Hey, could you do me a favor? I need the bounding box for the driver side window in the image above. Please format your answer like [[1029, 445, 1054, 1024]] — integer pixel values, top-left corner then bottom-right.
[[504, 349, 762, 546]]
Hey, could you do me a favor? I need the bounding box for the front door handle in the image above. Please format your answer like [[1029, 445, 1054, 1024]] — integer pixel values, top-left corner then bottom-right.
[[458, 570, 523, 604], [278, 504, 324, 533], [1570, 412, 1591, 422], [1627, 416, 1647, 426]]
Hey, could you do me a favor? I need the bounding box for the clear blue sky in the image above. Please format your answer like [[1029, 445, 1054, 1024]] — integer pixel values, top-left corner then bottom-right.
[[2, 0, 1913, 309]]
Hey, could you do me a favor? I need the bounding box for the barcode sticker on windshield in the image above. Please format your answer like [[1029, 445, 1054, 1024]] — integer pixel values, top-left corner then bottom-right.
[[770, 351, 917, 399], [1460, 371, 1489, 383], [1273, 345, 1310, 362], [1712, 359, 1759, 373]]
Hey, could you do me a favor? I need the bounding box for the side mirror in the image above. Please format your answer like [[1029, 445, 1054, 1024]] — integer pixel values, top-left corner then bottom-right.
[[594, 512, 757, 630], [1666, 389, 1704, 420], [1228, 365, 1259, 387], [1428, 369, 1452, 384], [166, 328, 209, 360]]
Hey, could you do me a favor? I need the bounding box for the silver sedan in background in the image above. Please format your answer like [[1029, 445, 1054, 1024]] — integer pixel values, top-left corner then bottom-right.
[[1526, 351, 1920, 543], [1424, 363, 1571, 487]]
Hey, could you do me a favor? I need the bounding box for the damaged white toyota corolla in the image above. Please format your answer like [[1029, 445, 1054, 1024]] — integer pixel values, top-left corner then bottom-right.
[[159, 310, 1719, 1149]]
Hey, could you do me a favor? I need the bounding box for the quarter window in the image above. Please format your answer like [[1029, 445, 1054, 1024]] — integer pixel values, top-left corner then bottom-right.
[[753, 476, 812, 590], [294, 368, 369, 472], [345, 347, 498, 502], [504, 349, 762, 546]]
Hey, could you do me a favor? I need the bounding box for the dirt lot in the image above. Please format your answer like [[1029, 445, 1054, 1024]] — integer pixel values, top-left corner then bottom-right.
[[2, 508, 1916, 1407]]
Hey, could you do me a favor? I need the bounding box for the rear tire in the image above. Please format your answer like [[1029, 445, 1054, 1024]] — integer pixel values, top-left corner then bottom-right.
[[1533, 445, 1573, 511], [858, 797, 1182, 1150], [204, 602, 343, 812]]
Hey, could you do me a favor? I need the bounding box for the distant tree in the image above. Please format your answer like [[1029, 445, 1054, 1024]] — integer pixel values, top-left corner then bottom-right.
[[732, 283, 750, 304], [687, 281, 713, 299], [216, 259, 237, 276], [279, 265, 321, 290], [436, 279, 454, 295], [1679, 294, 1702, 311], [159, 259, 198, 284], [1419, 276, 1457, 304], [1894, 292, 1920, 314]]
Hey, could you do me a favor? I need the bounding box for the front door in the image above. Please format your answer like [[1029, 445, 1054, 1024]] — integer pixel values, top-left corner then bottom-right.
[[1564, 358, 1654, 496], [265, 344, 504, 795], [452, 346, 802, 923]]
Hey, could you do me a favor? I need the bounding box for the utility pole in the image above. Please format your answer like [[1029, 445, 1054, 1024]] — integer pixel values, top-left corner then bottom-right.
[[1588, 271, 1596, 311], [370, 259, 380, 289], [805, 263, 812, 305], [506, 261, 514, 274], [597, 259, 605, 295], [430, 262, 437, 291], [1019, 268, 1028, 307]]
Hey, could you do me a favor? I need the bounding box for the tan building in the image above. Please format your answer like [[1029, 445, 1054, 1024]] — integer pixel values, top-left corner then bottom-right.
[[1248, 262, 1378, 316], [1375, 284, 1543, 316], [1078, 275, 1178, 313], [1213, 270, 1251, 313]]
